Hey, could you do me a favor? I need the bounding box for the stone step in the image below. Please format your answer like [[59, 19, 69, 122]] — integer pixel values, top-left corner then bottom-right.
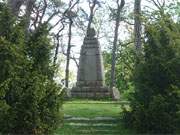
[[66, 122, 118, 127], [62, 125, 121, 135], [64, 122, 119, 129], [77, 132, 121, 134], [65, 116, 121, 123], [61, 116, 123, 135], [77, 129, 121, 134], [65, 120, 119, 124], [65, 100, 129, 104]]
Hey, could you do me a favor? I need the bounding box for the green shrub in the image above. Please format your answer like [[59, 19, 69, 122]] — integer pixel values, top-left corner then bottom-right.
[[123, 15, 180, 134], [0, 4, 63, 135], [0, 72, 63, 134]]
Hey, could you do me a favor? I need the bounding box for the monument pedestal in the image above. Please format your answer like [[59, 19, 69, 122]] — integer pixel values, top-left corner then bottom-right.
[[71, 86, 111, 99], [71, 28, 118, 99]]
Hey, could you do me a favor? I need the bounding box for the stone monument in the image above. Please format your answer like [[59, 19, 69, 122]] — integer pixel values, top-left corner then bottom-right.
[[71, 28, 113, 99]]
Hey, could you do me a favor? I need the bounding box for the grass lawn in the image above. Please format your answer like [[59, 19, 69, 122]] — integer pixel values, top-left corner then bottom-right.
[[55, 122, 134, 135], [55, 100, 134, 135], [63, 101, 123, 118]]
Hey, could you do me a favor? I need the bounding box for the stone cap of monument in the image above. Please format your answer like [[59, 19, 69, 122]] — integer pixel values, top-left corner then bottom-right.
[[87, 27, 96, 38], [84, 27, 99, 47]]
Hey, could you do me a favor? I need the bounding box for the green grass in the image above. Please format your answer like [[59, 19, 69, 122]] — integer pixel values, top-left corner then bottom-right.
[[55, 100, 134, 135], [55, 122, 134, 135], [63, 101, 122, 118]]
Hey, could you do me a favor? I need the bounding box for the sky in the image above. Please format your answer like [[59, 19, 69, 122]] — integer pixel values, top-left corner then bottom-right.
[[53, 0, 175, 86]]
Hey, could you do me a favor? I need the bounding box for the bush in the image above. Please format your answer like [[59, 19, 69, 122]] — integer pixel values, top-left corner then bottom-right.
[[0, 72, 63, 134], [123, 15, 180, 134], [0, 4, 63, 135]]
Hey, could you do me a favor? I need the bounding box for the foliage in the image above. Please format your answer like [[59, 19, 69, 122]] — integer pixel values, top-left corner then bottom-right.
[[103, 42, 135, 96], [0, 72, 63, 134], [158, 1, 180, 22], [0, 4, 63, 135], [27, 25, 54, 79], [115, 43, 135, 93], [123, 15, 180, 134]]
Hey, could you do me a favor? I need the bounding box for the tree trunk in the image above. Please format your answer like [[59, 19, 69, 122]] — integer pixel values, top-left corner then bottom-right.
[[110, 0, 125, 88], [7, 0, 25, 17], [24, 0, 35, 35], [134, 0, 142, 52], [7, 0, 35, 35], [65, 18, 73, 88], [110, 10, 120, 88], [53, 36, 60, 66]]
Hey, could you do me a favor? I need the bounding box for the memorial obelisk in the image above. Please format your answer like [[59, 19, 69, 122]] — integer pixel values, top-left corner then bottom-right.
[[71, 28, 112, 99]]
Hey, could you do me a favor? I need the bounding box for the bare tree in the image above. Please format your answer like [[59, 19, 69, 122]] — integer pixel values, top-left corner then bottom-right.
[[110, 0, 125, 88], [87, 0, 97, 31], [51, 0, 80, 60], [151, 0, 165, 10], [134, 0, 142, 52], [65, 18, 73, 88], [53, 23, 65, 66], [63, 0, 79, 88]]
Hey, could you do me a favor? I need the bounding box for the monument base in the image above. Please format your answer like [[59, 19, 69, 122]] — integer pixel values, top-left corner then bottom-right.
[[71, 86, 112, 99]]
